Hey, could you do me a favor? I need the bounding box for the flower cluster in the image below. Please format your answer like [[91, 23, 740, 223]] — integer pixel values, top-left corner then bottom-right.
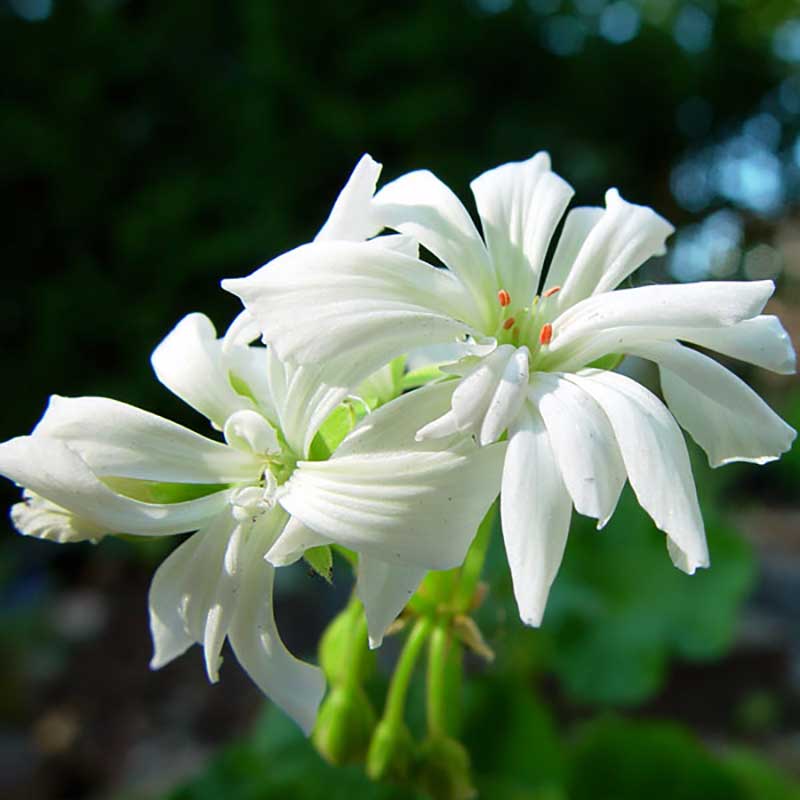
[[0, 153, 795, 739]]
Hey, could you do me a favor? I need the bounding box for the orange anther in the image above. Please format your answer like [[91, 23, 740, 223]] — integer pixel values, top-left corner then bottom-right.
[[543, 285, 561, 298], [502, 316, 516, 330], [539, 323, 553, 345], [497, 289, 511, 307]]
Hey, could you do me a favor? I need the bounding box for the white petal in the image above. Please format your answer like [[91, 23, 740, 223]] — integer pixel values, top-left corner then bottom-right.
[[151, 313, 255, 430], [374, 169, 496, 327], [548, 280, 775, 368], [222, 309, 262, 351], [568, 371, 708, 574], [229, 511, 325, 735], [278, 382, 506, 570], [266, 515, 331, 567], [11, 490, 106, 544], [479, 346, 530, 445], [542, 206, 604, 293], [529, 373, 626, 525], [416, 345, 525, 444], [315, 154, 384, 242], [0, 436, 230, 537], [678, 315, 796, 374], [356, 555, 426, 648], [470, 152, 573, 304], [223, 241, 478, 391], [224, 409, 280, 456], [500, 402, 572, 626], [557, 189, 674, 309], [628, 341, 797, 467], [35, 395, 263, 483], [263, 349, 348, 458]]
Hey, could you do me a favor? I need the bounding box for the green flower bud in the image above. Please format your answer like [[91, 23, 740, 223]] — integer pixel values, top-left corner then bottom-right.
[[416, 736, 476, 800], [319, 602, 361, 684], [366, 718, 415, 783], [312, 684, 376, 766]]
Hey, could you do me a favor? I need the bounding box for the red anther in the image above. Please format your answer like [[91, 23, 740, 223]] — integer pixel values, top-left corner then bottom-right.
[[497, 289, 511, 307], [502, 316, 516, 330], [543, 285, 561, 298], [539, 323, 553, 345]]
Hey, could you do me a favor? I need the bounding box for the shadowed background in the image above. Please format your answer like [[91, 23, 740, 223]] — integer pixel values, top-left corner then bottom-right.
[[1, 1, 799, 798]]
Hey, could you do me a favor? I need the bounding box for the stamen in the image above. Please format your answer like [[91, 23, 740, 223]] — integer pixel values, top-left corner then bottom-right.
[[502, 317, 516, 330], [497, 289, 511, 307], [539, 323, 553, 345], [543, 285, 561, 298]]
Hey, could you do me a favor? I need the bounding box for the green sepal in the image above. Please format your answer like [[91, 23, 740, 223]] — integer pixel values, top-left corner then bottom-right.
[[401, 363, 447, 390], [101, 477, 229, 504], [586, 352, 624, 372], [304, 545, 333, 583]]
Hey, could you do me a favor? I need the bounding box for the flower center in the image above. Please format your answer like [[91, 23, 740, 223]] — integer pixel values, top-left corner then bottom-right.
[[492, 287, 560, 359]]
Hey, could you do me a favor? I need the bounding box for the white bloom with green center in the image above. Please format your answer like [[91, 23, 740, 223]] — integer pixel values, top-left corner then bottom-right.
[[0, 313, 504, 730], [224, 152, 796, 627]]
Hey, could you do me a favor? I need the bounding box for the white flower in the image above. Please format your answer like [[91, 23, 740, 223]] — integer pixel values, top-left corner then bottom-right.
[[224, 152, 796, 627], [0, 313, 504, 719]]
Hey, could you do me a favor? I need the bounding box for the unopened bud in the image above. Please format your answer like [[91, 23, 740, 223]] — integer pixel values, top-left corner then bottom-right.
[[366, 718, 415, 782], [312, 684, 376, 766], [416, 736, 476, 800]]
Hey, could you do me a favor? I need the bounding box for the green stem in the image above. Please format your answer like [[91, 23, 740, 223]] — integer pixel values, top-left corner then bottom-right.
[[426, 622, 451, 737], [382, 616, 433, 728]]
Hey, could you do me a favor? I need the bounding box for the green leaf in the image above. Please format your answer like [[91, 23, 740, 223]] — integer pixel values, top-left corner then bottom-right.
[[304, 545, 333, 583]]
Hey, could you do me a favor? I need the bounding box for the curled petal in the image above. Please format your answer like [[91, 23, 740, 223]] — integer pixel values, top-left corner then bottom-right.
[[629, 341, 797, 467], [567, 371, 708, 574], [556, 188, 674, 309], [35, 395, 263, 484], [315, 153, 384, 242], [152, 313, 255, 430], [529, 373, 626, 526], [0, 435, 230, 537]]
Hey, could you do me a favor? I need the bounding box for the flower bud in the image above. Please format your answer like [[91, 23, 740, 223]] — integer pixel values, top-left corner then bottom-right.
[[366, 718, 415, 782], [319, 603, 360, 684], [416, 736, 476, 800], [312, 684, 376, 766]]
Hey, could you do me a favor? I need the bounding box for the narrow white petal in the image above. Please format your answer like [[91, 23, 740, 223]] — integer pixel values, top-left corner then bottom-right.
[[548, 280, 775, 367], [557, 189, 674, 309], [151, 313, 255, 430], [279, 382, 506, 569], [222, 309, 262, 351], [479, 346, 530, 445], [229, 511, 325, 735], [529, 373, 626, 525], [678, 315, 796, 375], [471, 153, 573, 303], [0, 436, 230, 537], [374, 169, 496, 326], [315, 154, 383, 242], [223, 241, 478, 391], [500, 403, 572, 626], [264, 349, 348, 458], [629, 341, 797, 467], [266, 515, 331, 567], [417, 345, 524, 443], [568, 371, 708, 574], [356, 555, 426, 648], [35, 396, 263, 483], [542, 206, 604, 293]]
